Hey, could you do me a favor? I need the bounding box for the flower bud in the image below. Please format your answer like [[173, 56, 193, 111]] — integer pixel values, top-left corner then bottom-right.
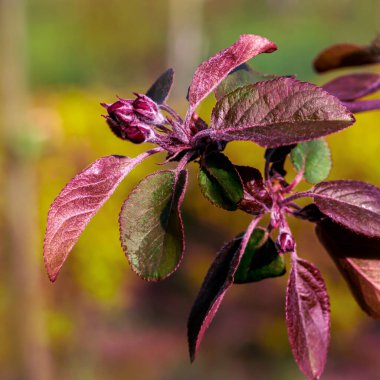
[[276, 232, 295, 253], [133, 93, 165, 125], [101, 97, 156, 144], [105, 117, 152, 144]]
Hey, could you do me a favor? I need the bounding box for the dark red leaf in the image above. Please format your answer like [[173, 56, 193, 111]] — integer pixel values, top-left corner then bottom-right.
[[316, 218, 380, 319], [322, 73, 380, 101], [312, 180, 380, 238], [146, 68, 174, 104], [187, 34, 277, 111], [44, 150, 160, 282], [286, 255, 330, 380], [187, 217, 261, 361], [314, 43, 380, 73], [209, 77, 355, 147], [235, 166, 272, 214]]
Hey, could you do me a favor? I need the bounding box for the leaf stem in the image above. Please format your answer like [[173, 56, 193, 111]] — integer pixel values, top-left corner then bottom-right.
[[281, 191, 312, 206], [282, 166, 304, 194]]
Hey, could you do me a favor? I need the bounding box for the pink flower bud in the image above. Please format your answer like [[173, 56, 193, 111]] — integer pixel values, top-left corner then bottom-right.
[[101, 100, 154, 144], [105, 117, 152, 144], [133, 94, 165, 125], [276, 232, 295, 253]]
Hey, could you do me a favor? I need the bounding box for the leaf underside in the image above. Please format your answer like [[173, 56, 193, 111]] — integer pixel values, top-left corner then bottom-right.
[[286, 256, 330, 380], [290, 139, 332, 184], [210, 77, 355, 147], [44, 155, 144, 282], [316, 218, 380, 319], [119, 169, 188, 281], [312, 180, 380, 238]]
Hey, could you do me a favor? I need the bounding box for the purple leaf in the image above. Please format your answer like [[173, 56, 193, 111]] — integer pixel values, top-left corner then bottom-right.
[[187, 217, 261, 361], [146, 68, 174, 104], [187, 34, 277, 111], [119, 169, 188, 281], [322, 73, 380, 101], [286, 255, 330, 380], [341, 99, 380, 114], [316, 218, 380, 319], [313, 42, 380, 73], [44, 150, 161, 282], [312, 180, 380, 238], [235, 165, 272, 215], [209, 77, 355, 147]]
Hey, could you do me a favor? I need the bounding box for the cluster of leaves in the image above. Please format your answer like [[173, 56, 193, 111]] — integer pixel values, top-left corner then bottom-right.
[[44, 35, 380, 380]]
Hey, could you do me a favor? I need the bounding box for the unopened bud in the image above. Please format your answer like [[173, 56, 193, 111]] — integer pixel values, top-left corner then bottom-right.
[[101, 97, 156, 144], [276, 232, 295, 253], [133, 94, 165, 125]]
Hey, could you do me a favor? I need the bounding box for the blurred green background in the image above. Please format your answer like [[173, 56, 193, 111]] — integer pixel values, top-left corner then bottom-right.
[[0, 0, 380, 379]]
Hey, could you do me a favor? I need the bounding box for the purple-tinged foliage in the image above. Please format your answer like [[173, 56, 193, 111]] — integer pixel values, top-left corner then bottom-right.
[[341, 99, 380, 114], [316, 219, 380, 319], [44, 33, 380, 380], [208, 77, 355, 147], [187, 217, 261, 361], [44, 149, 161, 281], [187, 34, 277, 113], [235, 165, 272, 215], [322, 73, 380, 101], [311, 180, 380, 238], [286, 254, 330, 380], [313, 38, 380, 73]]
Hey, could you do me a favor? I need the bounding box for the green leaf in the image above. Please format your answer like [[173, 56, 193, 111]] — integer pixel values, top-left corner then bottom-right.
[[119, 170, 187, 281], [234, 228, 285, 283], [198, 152, 243, 211], [290, 139, 332, 184]]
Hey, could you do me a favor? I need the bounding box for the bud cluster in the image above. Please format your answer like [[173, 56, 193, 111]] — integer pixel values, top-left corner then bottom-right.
[[101, 94, 165, 144]]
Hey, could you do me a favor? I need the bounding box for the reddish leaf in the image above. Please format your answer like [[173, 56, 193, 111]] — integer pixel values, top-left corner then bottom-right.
[[316, 218, 380, 318], [146, 68, 174, 104], [44, 150, 160, 282], [312, 180, 380, 238], [286, 255, 330, 380], [187, 217, 261, 361], [314, 43, 380, 73], [235, 165, 272, 214], [341, 99, 380, 113], [209, 77, 354, 147], [187, 34, 277, 111], [322, 73, 380, 101]]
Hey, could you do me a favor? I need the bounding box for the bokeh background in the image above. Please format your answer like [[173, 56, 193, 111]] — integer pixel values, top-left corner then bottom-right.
[[0, 0, 380, 379]]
